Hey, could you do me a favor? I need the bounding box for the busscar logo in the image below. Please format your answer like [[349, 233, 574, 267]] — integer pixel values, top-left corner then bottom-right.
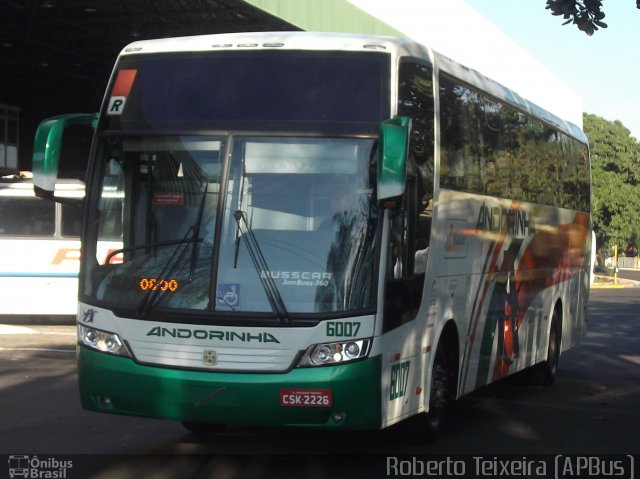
[[8, 455, 73, 478], [261, 270, 332, 287]]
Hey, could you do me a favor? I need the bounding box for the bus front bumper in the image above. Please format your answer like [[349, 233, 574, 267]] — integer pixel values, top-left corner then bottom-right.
[[77, 346, 382, 430]]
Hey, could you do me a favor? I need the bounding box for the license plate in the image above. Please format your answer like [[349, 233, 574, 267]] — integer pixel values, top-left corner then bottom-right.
[[279, 388, 333, 408]]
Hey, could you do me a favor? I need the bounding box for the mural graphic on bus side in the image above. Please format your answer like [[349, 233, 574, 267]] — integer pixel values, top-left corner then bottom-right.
[[475, 211, 589, 387]]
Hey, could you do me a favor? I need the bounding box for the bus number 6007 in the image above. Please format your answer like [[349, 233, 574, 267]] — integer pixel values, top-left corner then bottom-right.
[[326, 321, 360, 337]]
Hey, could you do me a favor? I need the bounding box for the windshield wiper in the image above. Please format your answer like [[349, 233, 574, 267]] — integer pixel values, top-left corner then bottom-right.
[[136, 226, 195, 317], [104, 235, 202, 265], [189, 181, 209, 282], [135, 182, 213, 317], [233, 210, 289, 324]]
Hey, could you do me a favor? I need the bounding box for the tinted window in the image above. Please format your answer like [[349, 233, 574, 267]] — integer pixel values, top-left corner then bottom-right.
[[103, 51, 390, 135], [0, 197, 55, 236], [384, 61, 435, 332], [439, 74, 590, 211], [61, 203, 84, 237]]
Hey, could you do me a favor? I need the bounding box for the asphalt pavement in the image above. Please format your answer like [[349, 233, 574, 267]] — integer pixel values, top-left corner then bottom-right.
[[1, 284, 638, 479]]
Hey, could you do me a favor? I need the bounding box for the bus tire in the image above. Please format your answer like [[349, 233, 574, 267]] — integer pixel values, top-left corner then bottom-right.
[[530, 308, 560, 386], [181, 421, 227, 435], [416, 344, 450, 441]]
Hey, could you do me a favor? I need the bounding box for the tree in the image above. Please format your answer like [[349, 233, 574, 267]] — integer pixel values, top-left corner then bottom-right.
[[583, 113, 640, 253], [546, 0, 640, 35]]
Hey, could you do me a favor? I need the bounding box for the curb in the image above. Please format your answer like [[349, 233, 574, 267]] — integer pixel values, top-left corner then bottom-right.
[[0, 315, 75, 326], [591, 274, 640, 289], [591, 283, 629, 289]]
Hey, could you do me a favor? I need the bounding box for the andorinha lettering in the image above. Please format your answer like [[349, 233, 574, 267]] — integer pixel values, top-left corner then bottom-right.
[[146, 326, 280, 343], [476, 202, 535, 237]]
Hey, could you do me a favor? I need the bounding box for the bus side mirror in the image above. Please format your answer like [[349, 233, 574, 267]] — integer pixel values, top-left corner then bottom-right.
[[377, 115, 410, 205], [32, 113, 97, 200]]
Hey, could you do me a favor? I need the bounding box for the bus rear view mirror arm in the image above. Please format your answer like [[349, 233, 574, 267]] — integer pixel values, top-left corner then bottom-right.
[[33, 184, 85, 206]]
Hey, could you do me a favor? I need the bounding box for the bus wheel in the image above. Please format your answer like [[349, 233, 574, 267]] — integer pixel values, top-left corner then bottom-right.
[[181, 421, 227, 435], [415, 345, 450, 441], [531, 309, 560, 386]]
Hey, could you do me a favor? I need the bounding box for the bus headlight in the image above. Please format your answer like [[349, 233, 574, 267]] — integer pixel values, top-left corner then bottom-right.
[[297, 339, 371, 367], [78, 324, 131, 357]]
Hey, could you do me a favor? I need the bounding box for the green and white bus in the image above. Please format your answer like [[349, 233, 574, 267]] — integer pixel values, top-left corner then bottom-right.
[[32, 32, 591, 437]]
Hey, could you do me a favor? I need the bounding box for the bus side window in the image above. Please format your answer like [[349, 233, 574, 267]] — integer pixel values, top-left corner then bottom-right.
[[0, 196, 55, 237], [397, 59, 434, 258], [384, 174, 426, 332], [61, 203, 84, 237], [383, 60, 435, 332]]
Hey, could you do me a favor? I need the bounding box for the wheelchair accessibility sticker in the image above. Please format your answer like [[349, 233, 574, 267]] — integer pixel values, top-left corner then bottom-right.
[[216, 283, 240, 308]]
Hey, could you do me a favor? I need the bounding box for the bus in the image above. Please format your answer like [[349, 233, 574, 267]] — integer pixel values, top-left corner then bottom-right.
[[31, 32, 591, 437], [0, 175, 84, 317]]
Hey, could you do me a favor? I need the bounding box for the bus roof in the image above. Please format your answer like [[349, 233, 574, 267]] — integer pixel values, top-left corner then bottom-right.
[[119, 31, 419, 56], [118, 31, 587, 143]]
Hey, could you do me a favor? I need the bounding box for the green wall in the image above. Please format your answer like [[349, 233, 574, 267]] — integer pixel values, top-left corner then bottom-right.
[[243, 0, 404, 36]]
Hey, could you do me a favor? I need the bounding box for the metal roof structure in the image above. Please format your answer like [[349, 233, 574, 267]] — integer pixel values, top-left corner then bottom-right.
[[0, 0, 583, 174], [0, 0, 296, 105], [0, 0, 297, 172]]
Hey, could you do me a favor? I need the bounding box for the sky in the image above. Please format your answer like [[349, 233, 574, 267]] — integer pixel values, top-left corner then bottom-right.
[[464, 0, 640, 140]]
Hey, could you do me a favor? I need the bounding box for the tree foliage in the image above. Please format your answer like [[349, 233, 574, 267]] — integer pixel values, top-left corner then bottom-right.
[[583, 113, 640, 252], [546, 0, 640, 35]]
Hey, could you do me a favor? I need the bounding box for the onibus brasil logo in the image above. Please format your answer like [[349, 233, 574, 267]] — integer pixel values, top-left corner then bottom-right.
[[8, 455, 73, 478]]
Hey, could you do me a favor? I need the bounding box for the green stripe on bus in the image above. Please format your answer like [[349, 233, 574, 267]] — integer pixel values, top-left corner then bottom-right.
[[78, 347, 382, 430]]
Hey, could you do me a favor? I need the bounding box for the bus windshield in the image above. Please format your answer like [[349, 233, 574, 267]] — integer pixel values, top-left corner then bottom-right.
[[83, 134, 379, 319]]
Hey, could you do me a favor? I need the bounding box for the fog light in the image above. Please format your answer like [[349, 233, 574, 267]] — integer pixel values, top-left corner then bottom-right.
[[331, 412, 345, 423]]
